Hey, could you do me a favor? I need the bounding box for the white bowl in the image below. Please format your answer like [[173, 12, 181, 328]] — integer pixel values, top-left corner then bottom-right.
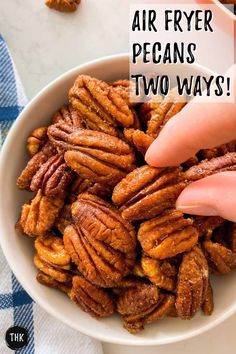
[[1, 54, 236, 346]]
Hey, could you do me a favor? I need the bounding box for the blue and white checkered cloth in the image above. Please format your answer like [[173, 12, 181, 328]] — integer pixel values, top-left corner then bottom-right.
[[0, 35, 103, 354]]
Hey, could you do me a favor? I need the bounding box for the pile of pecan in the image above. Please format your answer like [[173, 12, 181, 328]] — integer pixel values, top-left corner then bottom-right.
[[16, 74, 236, 333]]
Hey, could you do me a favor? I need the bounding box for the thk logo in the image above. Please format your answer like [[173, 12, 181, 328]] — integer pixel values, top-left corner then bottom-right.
[[5, 326, 28, 350]]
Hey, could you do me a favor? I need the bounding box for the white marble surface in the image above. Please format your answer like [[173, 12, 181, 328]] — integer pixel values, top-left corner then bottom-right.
[[0, 0, 236, 353]]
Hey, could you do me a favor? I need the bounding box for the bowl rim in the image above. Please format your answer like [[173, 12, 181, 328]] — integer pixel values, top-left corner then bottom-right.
[[1, 53, 236, 346]]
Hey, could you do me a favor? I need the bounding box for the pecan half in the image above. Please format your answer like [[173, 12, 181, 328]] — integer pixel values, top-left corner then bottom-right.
[[147, 88, 186, 138], [176, 246, 209, 319], [111, 80, 140, 108], [141, 255, 176, 291], [69, 75, 134, 135], [123, 128, 154, 155], [45, 0, 80, 12], [202, 240, 236, 274], [30, 154, 74, 197], [27, 127, 48, 156], [68, 175, 112, 203], [138, 96, 163, 125], [112, 165, 186, 221], [64, 194, 136, 287], [193, 216, 225, 238], [69, 276, 114, 318], [55, 204, 72, 234], [35, 235, 71, 269], [48, 123, 136, 186], [51, 105, 84, 128], [117, 283, 175, 333], [184, 152, 236, 181], [17, 143, 56, 190], [36, 271, 72, 294], [201, 280, 214, 316], [34, 253, 72, 283], [17, 190, 64, 237], [138, 209, 198, 259]]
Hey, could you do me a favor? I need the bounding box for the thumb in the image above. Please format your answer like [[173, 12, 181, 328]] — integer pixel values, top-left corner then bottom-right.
[[176, 172, 236, 222]]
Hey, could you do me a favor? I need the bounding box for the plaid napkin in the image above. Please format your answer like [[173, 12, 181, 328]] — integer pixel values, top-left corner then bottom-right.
[[0, 35, 103, 354]]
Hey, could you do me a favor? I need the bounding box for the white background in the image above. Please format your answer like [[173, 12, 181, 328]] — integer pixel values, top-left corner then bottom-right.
[[1, 0, 236, 353]]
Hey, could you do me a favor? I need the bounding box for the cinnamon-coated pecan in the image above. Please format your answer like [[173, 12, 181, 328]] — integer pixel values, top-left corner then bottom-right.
[[138, 209, 198, 259], [138, 96, 163, 125], [48, 123, 136, 186], [141, 255, 176, 291], [17, 190, 64, 237], [45, 0, 80, 12], [176, 246, 209, 319], [34, 253, 72, 283], [54, 204, 72, 234], [27, 127, 48, 156], [193, 216, 225, 238], [52, 105, 84, 128], [117, 283, 175, 333], [68, 175, 112, 203], [69, 75, 135, 135], [202, 240, 236, 274], [69, 276, 114, 318], [201, 280, 214, 316], [17, 143, 56, 190], [184, 152, 236, 181], [112, 79, 140, 108], [64, 194, 136, 287], [35, 235, 71, 269], [36, 271, 72, 294], [30, 154, 74, 197], [112, 165, 186, 221], [123, 128, 153, 155], [146, 88, 186, 138], [198, 140, 236, 161]]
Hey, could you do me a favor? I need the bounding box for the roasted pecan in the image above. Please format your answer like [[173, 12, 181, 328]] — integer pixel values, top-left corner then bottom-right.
[[69, 75, 135, 135], [112, 165, 186, 222], [17, 190, 64, 237], [112, 79, 140, 108], [193, 216, 225, 238], [51, 105, 84, 128], [68, 175, 112, 203], [123, 128, 153, 155], [117, 283, 175, 333], [146, 88, 186, 138], [202, 240, 236, 274], [138, 209, 198, 259], [36, 271, 72, 294], [138, 96, 163, 125], [141, 255, 176, 291], [132, 261, 145, 278], [55, 204, 72, 234], [45, 0, 80, 12], [48, 123, 136, 186], [35, 235, 71, 269], [184, 152, 236, 181], [27, 127, 48, 156], [198, 141, 236, 161], [34, 253, 72, 283], [30, 154, 74, 197], [69, 276, 114, 318], [17, 143, 56, 190], [176, 246, 209, 319], [64, 194, 136, 287], [201, 280, 214, 316]]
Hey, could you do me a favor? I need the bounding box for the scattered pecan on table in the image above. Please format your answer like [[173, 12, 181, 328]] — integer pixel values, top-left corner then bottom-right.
[[16, 73, 236, 333]]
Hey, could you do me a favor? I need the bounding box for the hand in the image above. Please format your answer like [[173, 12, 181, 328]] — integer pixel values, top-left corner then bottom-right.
[[145, 65, 236, 222]]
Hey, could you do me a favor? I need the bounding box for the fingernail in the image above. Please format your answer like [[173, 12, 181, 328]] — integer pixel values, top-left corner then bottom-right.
[[176, 204, 218, 216]]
